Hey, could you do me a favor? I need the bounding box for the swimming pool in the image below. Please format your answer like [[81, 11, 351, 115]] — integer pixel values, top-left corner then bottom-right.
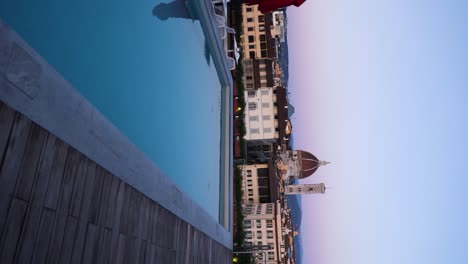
[[0, 0, 227, 222]]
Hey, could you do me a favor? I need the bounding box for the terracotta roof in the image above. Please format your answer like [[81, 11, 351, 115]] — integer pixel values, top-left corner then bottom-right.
[[297, 150, 321, 178]]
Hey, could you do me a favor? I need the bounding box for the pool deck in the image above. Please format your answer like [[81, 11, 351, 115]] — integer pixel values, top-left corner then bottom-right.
[[0, 101, 232, 263], [0, 0, 233, 260]]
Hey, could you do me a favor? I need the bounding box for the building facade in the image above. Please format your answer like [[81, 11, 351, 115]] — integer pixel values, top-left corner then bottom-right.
[[271, 10, 286, 42], [242, 203, 282, 263], [285, 183, 326, 195], [240, 164, 271, 204], [244, 87, 278, 142], [241, 4, 277, 90]]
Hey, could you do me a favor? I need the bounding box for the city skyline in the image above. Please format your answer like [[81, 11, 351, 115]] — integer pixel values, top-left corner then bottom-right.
[[288, 0, 468, 263]]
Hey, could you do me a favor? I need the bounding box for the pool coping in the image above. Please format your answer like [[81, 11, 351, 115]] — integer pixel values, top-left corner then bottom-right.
[[0, 0, 233, 250]]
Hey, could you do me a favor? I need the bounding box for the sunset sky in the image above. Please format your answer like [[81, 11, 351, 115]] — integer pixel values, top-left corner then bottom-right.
[[287, 0, 468, 263]]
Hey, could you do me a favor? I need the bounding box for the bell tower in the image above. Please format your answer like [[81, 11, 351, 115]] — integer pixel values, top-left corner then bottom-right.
[[285, 183, 326, 195]]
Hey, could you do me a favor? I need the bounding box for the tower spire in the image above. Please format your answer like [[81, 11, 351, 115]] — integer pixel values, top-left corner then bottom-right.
[[318, 160, 331, 167]]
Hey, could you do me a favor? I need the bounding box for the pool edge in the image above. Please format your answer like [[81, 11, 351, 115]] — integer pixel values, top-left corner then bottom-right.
[[0, 11, 233, 250]]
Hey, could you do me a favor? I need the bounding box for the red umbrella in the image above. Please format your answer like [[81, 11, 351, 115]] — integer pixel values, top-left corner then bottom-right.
[[245, 0, 307, 14]]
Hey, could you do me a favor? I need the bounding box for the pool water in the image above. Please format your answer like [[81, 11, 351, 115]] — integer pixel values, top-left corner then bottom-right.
[[0, 0, 222, 220]]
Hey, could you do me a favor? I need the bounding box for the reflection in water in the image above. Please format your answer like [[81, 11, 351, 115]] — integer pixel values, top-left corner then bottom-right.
[[153, 0, 197, 21], [153, 0, 211, 65]]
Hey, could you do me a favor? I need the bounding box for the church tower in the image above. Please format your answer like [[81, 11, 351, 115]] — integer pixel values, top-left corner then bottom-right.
[[285, 183, 326, 195]]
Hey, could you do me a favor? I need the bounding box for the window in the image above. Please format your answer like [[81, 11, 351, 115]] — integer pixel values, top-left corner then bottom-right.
[[249, 44, 255, 49], [258, 15, 265, 22], [247, 179, 252, 186], [267, 231, 273, 239], [267, 220, 273, 228], [258, 168, 269, 177], [250, 128, 260, 134], [261, 50, 267, 57], [268, 251, 274, 260], [260, 89, 269, 95], [264, 128, 272, 133], [260, 42, 267, 49], [256, 220, 262, 228], [249, 51, 256, 58], [246, 83, 254, 89], [248, 102, 257, 110], [263, 115, 271, 120], [257, 241, 263, 246], [247, 18, 253, 23], [262, 102, 270, 108], [259, 26, 265, 32], [260, 34, 266, 41], [257, 231, 262, 239], [245, 231, 252, 239], [250, 116, 258, 121], [244, 220, 252, 228], [248, 27, 254, 32], [247, 91, 256, 98], [246, 7, 253, 12], [246, 76, 253, 80], [256, 207, 262, 214], [248, 35, 255, 43]]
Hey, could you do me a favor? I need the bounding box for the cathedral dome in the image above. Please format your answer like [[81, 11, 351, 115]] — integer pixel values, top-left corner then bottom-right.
[[296, 151, 328, 179]]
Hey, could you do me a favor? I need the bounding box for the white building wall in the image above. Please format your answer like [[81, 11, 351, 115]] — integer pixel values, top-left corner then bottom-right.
[[245, 88, 277, 141], [279, 150, 301, 180], [271, 11, 285, 42], [240, 164, 264, 203], [242, 203, 279, 263], [240, 163, 271, 204]]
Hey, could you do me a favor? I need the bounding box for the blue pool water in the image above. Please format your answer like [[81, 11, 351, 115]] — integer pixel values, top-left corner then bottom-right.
[[0, 0, 222, 220]]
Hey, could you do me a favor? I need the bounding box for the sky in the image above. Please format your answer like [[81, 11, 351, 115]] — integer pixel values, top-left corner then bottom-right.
[[287, 0, 468, 263]]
